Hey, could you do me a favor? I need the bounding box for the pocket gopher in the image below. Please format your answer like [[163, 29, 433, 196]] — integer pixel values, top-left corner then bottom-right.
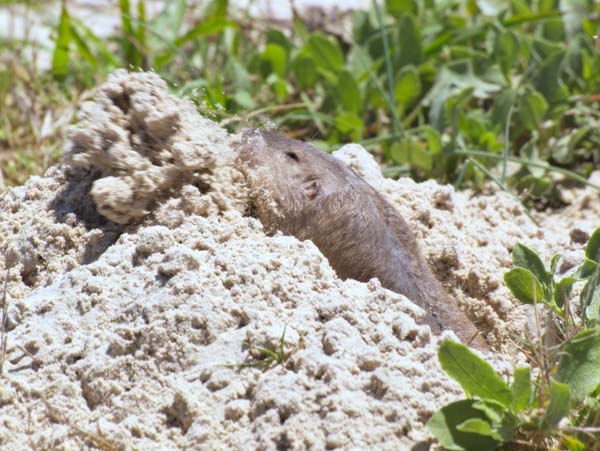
[[237, 129, 487, 350]]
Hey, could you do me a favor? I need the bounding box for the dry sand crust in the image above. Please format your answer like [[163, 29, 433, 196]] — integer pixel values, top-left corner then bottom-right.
[[0, 70, 598, 450]]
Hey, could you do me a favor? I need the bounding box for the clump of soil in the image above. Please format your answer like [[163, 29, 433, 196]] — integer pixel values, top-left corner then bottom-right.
[[0, 70, 596, 450]]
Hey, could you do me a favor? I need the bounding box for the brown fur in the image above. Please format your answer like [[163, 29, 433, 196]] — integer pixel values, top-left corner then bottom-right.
[[238, 129, 488, 350]]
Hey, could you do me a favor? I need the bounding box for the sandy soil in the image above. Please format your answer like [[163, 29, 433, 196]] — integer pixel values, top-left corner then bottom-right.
[[0, 70, 598, 450]]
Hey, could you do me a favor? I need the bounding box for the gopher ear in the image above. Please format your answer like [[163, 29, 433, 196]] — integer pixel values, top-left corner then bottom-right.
[[303, 180, 320, 199]]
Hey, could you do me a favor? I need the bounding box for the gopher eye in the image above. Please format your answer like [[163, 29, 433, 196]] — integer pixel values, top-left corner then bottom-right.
[[285, 152, 299, 162]]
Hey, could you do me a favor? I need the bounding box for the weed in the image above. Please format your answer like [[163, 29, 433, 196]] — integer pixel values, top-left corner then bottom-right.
[[428, 228, 600, 450], [226, 325, 304, 372]]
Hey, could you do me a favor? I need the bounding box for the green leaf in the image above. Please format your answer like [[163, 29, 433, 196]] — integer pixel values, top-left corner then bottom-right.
[[174, 18, 233, 46], [555, 328, 600, 401], [119, 0, 134, 63], [427, 399, 500, 451], [554, 276, 577, 309], [511, 243, 548, 284], [550, 254, 561, 276], [511, 366, 531, 413], [533, 51, 569, 104], [586, 227, 600, 263], [495, 29, 519, 77], [337, 70, 362, 114], [394, 66, 421, 112], [394, 14, 422, 68], [518, 87, 548, 130], [390, 139, 431, 171], [385, 0, 417, 18], [544, 379, 570, 428], [490, 87, 516, 129], [291, 55, 317, 89], [472, 399, 505, 423], [334, 112, 363, 141], [562, 435, 587, 451], [70, 18, 119, 68], [134, 0, 146, 68], [582, 266, 600, 323], [456, 418, 503, 441], [259, 43, 287, 78], [306, 33, 344, 76], [551, 127, 593, 165], [438, 340, 512, 407], [233, 90, 255, 109], [70, 24, 96, 68], [573, 258, 597, 279], [423, 126, 441, 154], [504, 268, 545, 304], [52, 3, 71, 78]]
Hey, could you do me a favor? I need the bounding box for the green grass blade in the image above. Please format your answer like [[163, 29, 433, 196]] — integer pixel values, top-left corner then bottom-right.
[[51, 3, 71, 78], [373, 0, 400, 137], [119, 0, 134, 63]]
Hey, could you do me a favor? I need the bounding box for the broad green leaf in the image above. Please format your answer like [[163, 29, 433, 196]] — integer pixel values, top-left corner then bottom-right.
[[562, 435, 587, 451], [533, 51, 569, 104], [266, 29, 292, 51], [555, 328, 600, 401], [259, 43, 287, 78], [572, 258, 597, 279], [337, 70, 362, 113], [472, 399, 505, 423], [490, 87, 516, 129], [334, 112, 363, 141], [52, 3, 71, 78], [554, 276, 577, 309], [427, 399, 499, 451], [511, 243, 548, 285], [551, 127, 593, 165], [394, 14, 422, 68], [307, 34, 344, 76], [423, 126, 441, 154], [511, 366, 531, 413], [233, 90, 255, 109], [586, 227, 600, 263], [582, 266, 600, 322], [504, 268, 545, 304], [495, 28, 519, 77], [291, 55, 317, 89], [394, 66, 421, 112], [390, 139, 431, 171], [438, 340, 512, 407], [456, 418, 503, 441], [518, 88, 548, 130], [385, 0, 417, 18], [544, 379, 570, 428]]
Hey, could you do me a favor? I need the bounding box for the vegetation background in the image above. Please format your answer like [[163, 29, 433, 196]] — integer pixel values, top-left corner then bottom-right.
[[2, 0, 600, 449]]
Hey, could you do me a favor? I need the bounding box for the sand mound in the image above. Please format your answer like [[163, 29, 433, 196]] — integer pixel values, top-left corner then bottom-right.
[[0, 71, 597, 450]]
